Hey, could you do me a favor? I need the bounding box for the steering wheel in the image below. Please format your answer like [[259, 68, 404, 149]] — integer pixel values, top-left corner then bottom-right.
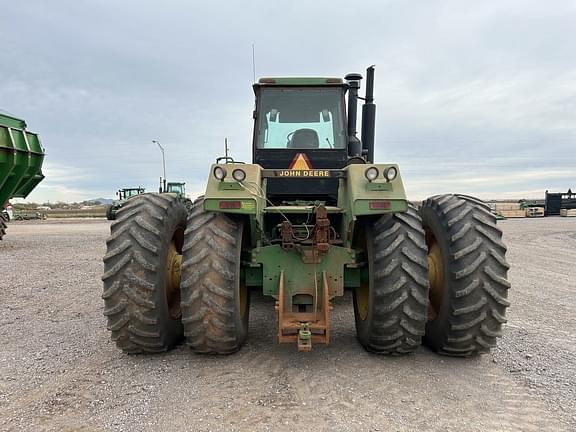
[[286, 131, 296, 145]]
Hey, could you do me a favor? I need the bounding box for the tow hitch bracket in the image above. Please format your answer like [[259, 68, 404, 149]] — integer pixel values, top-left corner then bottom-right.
[[275, 270, 331, 352]]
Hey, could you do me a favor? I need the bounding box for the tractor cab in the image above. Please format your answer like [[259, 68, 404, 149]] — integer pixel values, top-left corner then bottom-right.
[[251, 73, 375, 204], [159, 178, 186, 197], [166, 183, 185, 194], [166, 182, 185, 195], [118, 187, 145, 200]]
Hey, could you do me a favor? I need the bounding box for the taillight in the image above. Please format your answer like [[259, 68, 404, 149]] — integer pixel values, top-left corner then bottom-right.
[[369, 201, 391, 210], [219, 201, 242, 209]]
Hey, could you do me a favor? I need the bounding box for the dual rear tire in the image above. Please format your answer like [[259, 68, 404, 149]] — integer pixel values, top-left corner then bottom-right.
[[102, 195, 248, 354], [180, 199, 249, 354], [354, 195, 510, 356], [102, 193, 187, 353], [353, 205, 429, 354], [103, 193, 509, 357], [420, 194, 510, 356]]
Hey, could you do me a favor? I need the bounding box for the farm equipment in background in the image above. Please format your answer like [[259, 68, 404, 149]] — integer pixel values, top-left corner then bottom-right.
[[102, 66, 510, 357], [0, 112, 46, 240], [105, 187, 145, 220], [519, 199, 544, 218], [12, 209, 46, 220], [525, 207, 544, 218], [158, 178, 193, 210], [545, 189, 576, 216]]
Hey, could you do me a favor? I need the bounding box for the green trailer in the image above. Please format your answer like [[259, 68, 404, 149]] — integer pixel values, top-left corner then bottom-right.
[[0, 112, 46, 240], [102, 67, 510, 357]]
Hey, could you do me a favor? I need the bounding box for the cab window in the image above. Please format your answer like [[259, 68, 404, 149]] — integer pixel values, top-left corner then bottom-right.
[[256, 87, 346, 149]]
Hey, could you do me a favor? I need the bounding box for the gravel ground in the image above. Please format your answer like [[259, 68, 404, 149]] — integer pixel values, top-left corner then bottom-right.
[[0, 217, 574, 431]]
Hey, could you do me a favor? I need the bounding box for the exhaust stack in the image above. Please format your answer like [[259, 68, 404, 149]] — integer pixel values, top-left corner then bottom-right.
[[361, 65, 376, 163]]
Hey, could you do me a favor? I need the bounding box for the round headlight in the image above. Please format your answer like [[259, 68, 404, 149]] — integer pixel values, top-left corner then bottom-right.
[[213, 166, 227, 181], [232, 168, 246, 182], [384, 166, 398, 182], [364, 167, 379, 181]]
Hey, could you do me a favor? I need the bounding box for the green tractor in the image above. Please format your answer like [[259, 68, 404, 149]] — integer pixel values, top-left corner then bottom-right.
[[102, 67, 510, 356], [105, 187, 145, 220], [1, 112, 46, 240], [159, 177, 193, 211]]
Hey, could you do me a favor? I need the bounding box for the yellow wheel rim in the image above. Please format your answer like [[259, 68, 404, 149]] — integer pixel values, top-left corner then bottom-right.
[[165, 230, 183, 320], [427, 235, 444, 320], [356, 281, 370, 321], [239, 282, 248, 319]]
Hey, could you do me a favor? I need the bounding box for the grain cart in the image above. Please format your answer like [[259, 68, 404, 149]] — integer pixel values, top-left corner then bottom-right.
[[0, 112, 46, 240], [105, 187, 145, 220], [103, 67, 510, 356]]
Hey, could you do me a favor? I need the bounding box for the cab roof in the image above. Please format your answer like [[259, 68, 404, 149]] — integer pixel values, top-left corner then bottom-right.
[[256, 77, 345, 86]]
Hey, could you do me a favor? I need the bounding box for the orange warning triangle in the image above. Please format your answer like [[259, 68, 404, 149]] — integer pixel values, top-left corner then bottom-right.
[[289, 153, 312, 170]]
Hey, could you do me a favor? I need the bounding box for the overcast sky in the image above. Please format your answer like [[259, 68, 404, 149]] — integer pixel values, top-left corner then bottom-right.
[[2, 0, 575, 202]]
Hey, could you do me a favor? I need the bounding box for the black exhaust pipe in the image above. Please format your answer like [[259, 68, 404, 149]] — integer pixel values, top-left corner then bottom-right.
[[361, 65, 376, 163], [345, 72, 363, 157]]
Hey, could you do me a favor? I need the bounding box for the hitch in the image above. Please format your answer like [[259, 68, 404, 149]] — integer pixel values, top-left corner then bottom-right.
[[275, 270, 331, 352], [298, 323, 312, 352]]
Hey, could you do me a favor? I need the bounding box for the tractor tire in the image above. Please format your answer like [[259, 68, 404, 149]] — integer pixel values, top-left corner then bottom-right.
[[183, 198, 193, 213], [0, 212, 7, 240], [353, 205, 430, 355], [102, 193, 188, 353], [180, 199, 249, 354], [420, 194, 510, 356], [105, 205, 115, 221]]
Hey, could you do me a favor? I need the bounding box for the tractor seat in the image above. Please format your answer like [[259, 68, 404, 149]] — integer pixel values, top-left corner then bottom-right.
[[288, 128, 319, 149]]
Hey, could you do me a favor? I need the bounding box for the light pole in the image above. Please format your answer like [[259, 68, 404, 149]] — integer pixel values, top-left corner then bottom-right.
[[153, 140, 166, 193]]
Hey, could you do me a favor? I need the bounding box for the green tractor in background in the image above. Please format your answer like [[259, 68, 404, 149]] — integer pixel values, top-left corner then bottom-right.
[[105, 187, 145, 220], [159, 177, 193, 211], [0, 112, 46, 240], [102, 67, 510, 356]]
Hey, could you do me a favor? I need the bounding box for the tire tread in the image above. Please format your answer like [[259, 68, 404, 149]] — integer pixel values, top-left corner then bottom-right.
[[421, 194, 510, 356]]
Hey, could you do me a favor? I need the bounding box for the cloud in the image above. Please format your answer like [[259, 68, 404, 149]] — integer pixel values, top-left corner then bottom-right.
[[1, 0, 575, 203]]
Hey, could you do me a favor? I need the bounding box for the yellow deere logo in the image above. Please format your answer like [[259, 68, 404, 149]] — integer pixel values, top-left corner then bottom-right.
[[289, 153, 312, 170]]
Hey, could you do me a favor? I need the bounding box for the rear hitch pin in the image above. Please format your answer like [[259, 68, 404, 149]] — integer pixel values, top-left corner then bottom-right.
[[298, 323, 312, 352]]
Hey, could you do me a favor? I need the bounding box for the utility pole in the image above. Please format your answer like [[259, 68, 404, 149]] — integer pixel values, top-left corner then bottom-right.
[[152, 140, 166, 192]]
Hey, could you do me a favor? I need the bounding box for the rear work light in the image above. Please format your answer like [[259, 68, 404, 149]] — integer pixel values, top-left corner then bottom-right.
[[369, 201, 391, 210], [219, 201, 242, 209], [384, 166, 398, 182], [232, 168, 246, 182], [213, 166, 227, 181]]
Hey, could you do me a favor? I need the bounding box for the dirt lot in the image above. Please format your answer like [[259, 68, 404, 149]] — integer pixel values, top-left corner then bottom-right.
[[1, 217, 574, 431]]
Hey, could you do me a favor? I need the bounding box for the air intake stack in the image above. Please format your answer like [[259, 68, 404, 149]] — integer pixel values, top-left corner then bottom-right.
[[345, 72, 363, 157]]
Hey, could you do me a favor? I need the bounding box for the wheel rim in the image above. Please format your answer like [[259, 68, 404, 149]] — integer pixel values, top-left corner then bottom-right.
[[237, 223, 248, 321], [165, 228, 184, 320], [239, 283, 248, 319], [355, 256, 371, 321], [356, 280, 370, 321], [426, 232, 444, 320]]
